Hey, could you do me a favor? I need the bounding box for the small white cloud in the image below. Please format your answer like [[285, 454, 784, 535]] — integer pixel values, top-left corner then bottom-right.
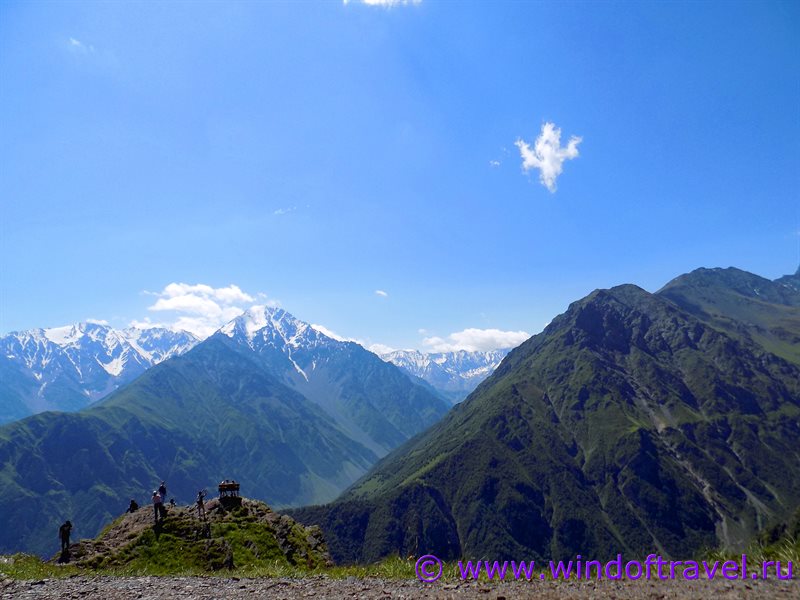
[[129, 317, 167, 330], [368, 343, 396, 355], [515, 122, 582, 193], [422, 328, 530, 352], [375, 290, 389, 298], [138, 283, 269, 339], [85, 318, 109, 326], [68, 37, 95, 54], [273, 206, 297, 216], [344, 0, 421, 6], [489, 160, 501, 168]]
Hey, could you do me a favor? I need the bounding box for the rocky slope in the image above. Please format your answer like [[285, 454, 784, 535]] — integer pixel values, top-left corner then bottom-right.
[[58, 496, 329, 572]]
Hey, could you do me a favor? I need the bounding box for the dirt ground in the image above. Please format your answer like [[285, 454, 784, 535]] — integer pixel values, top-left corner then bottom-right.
[[2, 574, 798, 599]]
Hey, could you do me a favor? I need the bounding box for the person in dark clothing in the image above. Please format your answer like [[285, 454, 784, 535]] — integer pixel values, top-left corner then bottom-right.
[[127, 499, 139, 513], [59, 521, 72, 552], [158, 481, 167, 502], [196, 489, 206, 519]]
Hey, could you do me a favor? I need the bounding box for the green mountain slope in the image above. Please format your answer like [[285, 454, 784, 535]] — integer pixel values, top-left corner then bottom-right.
[[292, 274, 800, 563], [0, 337, 377, 556], [658, 266, 800, 365], [218, 308, 449, 455]]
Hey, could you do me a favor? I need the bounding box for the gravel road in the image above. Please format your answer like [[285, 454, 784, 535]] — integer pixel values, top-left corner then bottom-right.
[[2, 574, 798, 599]]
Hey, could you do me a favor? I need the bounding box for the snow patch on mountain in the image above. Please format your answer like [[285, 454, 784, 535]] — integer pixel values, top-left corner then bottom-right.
[[44, 325, 85, 346]]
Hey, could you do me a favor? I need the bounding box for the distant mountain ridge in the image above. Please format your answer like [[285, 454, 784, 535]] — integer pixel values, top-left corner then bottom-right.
[[658, 266, 800, 365], [0, 323, 198, 423], [292, 265, 800, 564], [380, 349, 509, 403], [0, 306, 449, 556]]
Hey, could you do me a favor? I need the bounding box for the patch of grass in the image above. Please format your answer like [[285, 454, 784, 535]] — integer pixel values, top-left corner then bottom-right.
[[0, 553, 456, 581], [703, 509, 800, 572], [0, 554, 80, 579], [705, 536, 800, 569]]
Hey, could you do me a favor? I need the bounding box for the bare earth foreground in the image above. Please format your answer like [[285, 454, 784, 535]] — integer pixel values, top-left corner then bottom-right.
[[2, 575, 799, 599]]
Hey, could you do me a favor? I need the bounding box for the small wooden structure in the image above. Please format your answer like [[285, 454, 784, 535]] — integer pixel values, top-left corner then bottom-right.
[[218, 480, 240, 498], [217, 480, 242, 508]]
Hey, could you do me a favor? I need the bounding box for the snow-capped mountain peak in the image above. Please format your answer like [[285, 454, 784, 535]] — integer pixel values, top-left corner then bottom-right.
[[0, 323, 199, 423], [380, 348, 511, 403], [220, 305, 332, 351]]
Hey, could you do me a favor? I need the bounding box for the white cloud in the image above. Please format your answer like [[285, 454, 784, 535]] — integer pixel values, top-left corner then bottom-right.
[[85, 318, 109, 325], [136, 283, 269, 339], [374, 290, 389, 298], [515, 122, 582, 193], [150, 295, 223, 316], [367, 343, 396, 355], [155, 283, 254, 304], [343, 0, 421, 6], [489, 160, 501, 168], [422, 328, 530, 352], [273, 206, 297, 216], [68, 37, 95, 54], [128, 317, 168, 330]]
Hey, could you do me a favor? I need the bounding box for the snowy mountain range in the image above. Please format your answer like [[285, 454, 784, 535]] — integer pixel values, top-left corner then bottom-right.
[[379, 348, 510, 403], [0, 323, 198, 423], [218, 306, 449, 455], [0, 305, 507, 425]]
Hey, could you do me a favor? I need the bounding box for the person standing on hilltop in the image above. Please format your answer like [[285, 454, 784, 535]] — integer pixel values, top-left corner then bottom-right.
[[58, 520, 72, 552], [158, 481, 167, 504], [196, 489, 206, 519], [152, 491, 164, 524]]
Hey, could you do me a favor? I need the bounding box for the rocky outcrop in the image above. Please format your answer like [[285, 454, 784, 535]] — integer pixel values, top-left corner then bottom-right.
[[54, 497, 330, 572]]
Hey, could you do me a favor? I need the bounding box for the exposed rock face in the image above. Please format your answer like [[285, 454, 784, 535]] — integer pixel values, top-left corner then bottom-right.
[[56, 497, 330, 572]]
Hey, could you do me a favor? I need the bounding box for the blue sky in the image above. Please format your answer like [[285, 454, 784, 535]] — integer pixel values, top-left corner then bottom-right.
[[1, 0, 798, 351]]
